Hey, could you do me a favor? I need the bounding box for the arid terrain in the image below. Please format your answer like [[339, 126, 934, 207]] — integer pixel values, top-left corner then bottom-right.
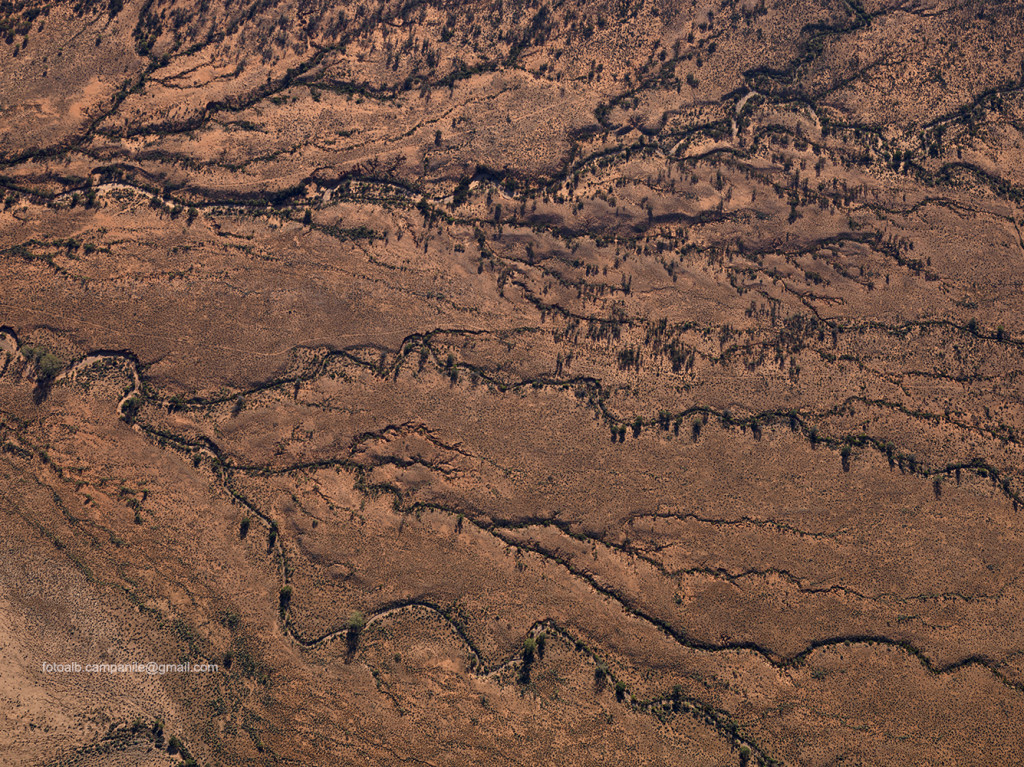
[[3, 0, 1024, 764]]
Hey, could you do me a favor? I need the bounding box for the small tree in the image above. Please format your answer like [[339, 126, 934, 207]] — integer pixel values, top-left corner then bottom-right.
[[278, 585, 293, 615], [522, 637, 537, 664], [36, 351, 63, 383], [519, 636, 537, 683], [22, 345, 63, 389], [346, 611, 366, 653], [122, 396, 142, 424], [670, 684, 683, 712]]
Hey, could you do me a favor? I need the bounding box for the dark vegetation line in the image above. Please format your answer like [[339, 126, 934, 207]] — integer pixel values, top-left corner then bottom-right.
[[5, 327, 1023, 705]]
